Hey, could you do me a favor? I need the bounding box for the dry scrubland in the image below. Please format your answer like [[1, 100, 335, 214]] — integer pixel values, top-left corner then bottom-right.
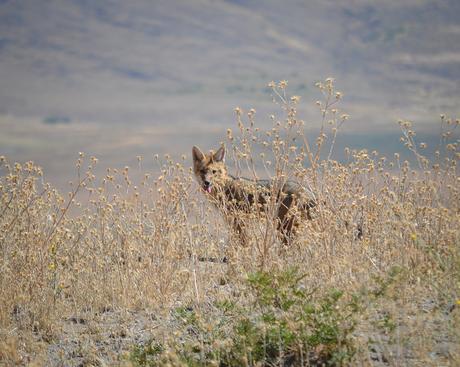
[[0, 79, 459, 366]]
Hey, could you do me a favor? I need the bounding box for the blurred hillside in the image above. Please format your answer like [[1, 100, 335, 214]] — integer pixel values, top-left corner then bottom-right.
[[0, 0, 459, 186]]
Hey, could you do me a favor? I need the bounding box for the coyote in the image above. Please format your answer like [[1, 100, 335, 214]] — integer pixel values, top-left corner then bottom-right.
[[192, 145, 316, 246]]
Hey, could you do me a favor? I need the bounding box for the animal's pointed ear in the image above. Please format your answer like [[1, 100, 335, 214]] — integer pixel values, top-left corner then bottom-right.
[[213, 146, 225, 162], [192, 146, 205, 163]]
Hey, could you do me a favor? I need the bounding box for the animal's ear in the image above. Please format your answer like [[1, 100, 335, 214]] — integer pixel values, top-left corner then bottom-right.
[[192, 146, 205, 163], [213, 146, 225, 162]]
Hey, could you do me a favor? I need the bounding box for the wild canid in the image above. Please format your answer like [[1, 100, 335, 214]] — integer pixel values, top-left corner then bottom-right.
[[192, 145, 316, 246]]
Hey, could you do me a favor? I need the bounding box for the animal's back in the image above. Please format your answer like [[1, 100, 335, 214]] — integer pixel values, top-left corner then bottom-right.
[[229, 175, 309, 196]]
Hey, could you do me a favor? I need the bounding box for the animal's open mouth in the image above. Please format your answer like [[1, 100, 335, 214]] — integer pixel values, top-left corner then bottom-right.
[[203, 183, 212, 193]]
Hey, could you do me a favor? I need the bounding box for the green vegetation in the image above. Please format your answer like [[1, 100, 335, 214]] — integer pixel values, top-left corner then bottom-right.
[[130, 267, 362, 366]]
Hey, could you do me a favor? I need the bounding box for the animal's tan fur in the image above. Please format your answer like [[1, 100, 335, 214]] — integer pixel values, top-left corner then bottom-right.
[[192, 145, 315, 246]]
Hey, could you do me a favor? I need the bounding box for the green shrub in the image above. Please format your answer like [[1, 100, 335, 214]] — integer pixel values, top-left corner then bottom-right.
[[129, 267, 361, 366], [130, 340, 164, 367]]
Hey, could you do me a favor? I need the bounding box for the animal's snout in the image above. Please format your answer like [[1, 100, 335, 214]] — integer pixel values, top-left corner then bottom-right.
[[203, 180, 212, 193]]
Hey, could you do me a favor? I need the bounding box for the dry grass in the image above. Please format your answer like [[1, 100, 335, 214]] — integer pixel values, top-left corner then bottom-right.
[[0, 78, 459, 366]]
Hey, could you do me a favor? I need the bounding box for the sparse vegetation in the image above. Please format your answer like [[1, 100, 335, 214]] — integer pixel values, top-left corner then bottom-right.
[[129, 267, 360, 366], [1, 79, 459, 366]]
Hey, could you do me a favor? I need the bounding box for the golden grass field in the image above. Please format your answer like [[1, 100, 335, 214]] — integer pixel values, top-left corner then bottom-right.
[[0, 79, 459, 366]]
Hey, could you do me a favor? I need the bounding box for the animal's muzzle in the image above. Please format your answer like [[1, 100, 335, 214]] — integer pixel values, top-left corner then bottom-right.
[[203, 181, 212, 193]]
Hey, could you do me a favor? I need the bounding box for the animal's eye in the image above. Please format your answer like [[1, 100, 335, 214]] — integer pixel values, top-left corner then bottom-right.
[[212, 169, 217, 174]]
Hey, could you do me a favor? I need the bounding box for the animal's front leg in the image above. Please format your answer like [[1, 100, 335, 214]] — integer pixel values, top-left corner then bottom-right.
[[276, 195, 297, 246], [232, 216, 248, 247], [278, 215, 297, 246]]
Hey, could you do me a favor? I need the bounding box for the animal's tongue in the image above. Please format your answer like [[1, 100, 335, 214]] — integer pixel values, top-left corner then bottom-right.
[[206, 186, 212, 193]]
